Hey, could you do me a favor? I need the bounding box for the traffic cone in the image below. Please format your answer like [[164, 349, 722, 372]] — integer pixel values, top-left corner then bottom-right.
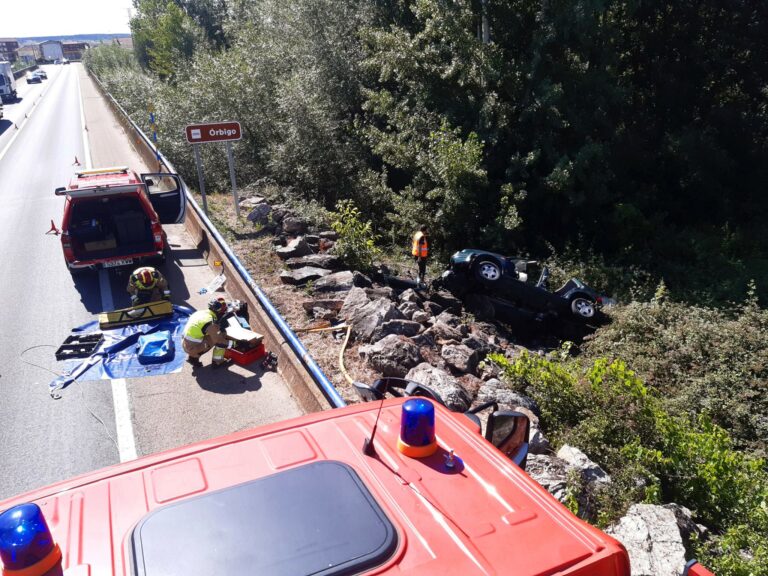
[[72, 156, 81, 166], [46, 220, 60, 235]]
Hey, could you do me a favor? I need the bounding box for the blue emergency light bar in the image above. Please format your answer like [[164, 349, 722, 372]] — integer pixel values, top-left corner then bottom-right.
[[0, 503, 61, 576]]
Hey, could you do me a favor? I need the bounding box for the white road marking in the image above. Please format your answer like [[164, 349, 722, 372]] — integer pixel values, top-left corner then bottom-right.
[[75, 68, 92, 169], [111, 379, 138, 461], [97, 230, 137, 462]]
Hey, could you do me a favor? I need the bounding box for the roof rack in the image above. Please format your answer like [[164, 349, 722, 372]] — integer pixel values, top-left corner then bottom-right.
[[75, 166, 129, 178]]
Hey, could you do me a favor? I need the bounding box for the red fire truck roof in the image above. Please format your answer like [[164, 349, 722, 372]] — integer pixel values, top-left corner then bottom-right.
[[0, 399, 630, 576]]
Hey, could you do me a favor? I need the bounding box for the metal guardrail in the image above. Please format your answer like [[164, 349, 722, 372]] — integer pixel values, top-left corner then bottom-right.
[[87, 68, 346, 410]]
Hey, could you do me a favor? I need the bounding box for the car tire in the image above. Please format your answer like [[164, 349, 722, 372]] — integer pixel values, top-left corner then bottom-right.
[[474, 259, 502, 283], [570, 296, 596, 319]]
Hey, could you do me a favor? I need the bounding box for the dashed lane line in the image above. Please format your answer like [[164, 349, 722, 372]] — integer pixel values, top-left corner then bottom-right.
[[98, 268, 138, 462]]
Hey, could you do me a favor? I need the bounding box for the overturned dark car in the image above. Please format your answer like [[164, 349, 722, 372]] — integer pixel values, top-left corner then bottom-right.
[[439, 249, 614, 322]]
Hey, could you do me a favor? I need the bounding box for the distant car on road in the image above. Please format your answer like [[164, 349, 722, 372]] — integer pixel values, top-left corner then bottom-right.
[[33, 69, 47, 80], [54, 166, 187, 273], [441, 248, 613, 320], [25, 72, 42, 84], [62, 58, 70, 65]]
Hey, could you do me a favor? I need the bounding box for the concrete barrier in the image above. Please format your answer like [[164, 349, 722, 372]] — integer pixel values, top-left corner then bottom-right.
[[86, 68, 341, 414], [13, 65, 38, 79]]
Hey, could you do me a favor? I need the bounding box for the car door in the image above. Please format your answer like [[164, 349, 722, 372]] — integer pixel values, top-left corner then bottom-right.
[[140, 173, 187, 224]]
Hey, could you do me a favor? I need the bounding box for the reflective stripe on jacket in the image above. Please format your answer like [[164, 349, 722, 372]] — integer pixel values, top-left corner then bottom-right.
[[412, 231, 428, 258], [183, 309, 217, 342]]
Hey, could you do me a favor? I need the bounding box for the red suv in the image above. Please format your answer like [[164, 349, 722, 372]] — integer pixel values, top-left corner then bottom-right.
[[55, 166, 186, 272]]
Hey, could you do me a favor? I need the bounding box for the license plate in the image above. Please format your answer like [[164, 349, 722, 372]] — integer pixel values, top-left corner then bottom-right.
[[103, 259, 133, 268]]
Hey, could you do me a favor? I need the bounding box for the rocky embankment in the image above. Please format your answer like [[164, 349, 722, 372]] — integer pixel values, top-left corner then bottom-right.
[[239, 194, 702, 575]]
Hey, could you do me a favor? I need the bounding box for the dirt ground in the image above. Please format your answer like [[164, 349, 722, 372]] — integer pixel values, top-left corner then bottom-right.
[[205, 194, 383, 405]]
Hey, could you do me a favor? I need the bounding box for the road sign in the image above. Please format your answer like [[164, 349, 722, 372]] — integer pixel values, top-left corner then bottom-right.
[[185, 121, 242, 144]]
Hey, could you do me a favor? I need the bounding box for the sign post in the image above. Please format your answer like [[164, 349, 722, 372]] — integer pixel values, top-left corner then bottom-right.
[[225, 141, 240, 217], [184, 121, 242, 217], [192, 143, 208, 215]]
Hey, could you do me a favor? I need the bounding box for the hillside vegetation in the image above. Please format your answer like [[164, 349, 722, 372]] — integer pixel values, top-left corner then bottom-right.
[[84, 1, 768, 573]]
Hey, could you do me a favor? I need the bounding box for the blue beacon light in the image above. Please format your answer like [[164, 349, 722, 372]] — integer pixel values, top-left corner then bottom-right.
[[397, 398, 438, 458], [0, 503, 61, 576]]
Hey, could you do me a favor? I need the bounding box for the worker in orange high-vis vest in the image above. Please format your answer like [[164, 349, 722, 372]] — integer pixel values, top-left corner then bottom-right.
[[411, 224, 429, 287]]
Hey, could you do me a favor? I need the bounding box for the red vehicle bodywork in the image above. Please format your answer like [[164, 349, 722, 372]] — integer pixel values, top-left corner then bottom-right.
[[0, 399, 630, 576], [57, 168, 184, 271]]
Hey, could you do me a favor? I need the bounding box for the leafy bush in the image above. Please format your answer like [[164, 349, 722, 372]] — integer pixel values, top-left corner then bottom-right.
[[581, 289, 768, 456], [489, 351, 768, 575], [330, 200, 381, 271]]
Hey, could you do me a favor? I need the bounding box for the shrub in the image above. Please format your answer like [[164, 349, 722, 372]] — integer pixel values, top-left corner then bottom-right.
[[489, 351, 768, 575], [330, 199, 381, 271]]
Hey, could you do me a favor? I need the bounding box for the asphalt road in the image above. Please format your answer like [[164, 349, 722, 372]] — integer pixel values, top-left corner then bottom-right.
[[0, 64, 302, 501], [0, 65, 119, 499]]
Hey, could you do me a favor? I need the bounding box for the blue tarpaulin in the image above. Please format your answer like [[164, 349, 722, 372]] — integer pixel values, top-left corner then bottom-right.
[[50, 306, 193, 393]]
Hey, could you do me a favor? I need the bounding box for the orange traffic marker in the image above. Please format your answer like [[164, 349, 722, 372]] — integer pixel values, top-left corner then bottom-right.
[[46, 220, 60, 235]]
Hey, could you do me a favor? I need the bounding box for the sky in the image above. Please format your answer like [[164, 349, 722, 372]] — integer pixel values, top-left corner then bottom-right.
[[0, 0, 133, 38]]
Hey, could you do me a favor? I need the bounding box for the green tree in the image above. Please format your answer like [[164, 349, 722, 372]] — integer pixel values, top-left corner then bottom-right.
[[131, 0, 203, 78]]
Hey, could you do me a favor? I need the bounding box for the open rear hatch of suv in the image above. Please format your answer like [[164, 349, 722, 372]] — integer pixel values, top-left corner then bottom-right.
[[68, 193, 154, 260]]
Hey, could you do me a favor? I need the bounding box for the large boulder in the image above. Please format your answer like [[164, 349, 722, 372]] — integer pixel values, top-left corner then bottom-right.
[[374, 319, 423, 339], [411, 310, 431, 324], [365, 286, 394, 300], [435, 311, 462, 327], [275, 237, 312, 260], [246, 203, 272, 225], [606, 504, 688, 576], [346, 298, 404, 342], [525, 454, 571, 503], [441, 344, 480, 374], [285, 254, 341, 270], [429, 290, 464, 313], [398, 301, 420, 319], [424, 321, 464, 344], [359, 335, 422, 377], [476, 378, 541, 417], [399, 288, 422, 304], [556, 445, 611, 485], [404, 363, 472, 412], [279, 266, 331, 285], [282, 216, 306, 235], [339, 287, 371, 319], [313, 271, 356, 293], [239, 195, 267, 210]]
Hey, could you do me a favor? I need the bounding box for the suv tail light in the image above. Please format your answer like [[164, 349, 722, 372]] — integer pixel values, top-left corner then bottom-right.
[[61, 233, 75, 261]]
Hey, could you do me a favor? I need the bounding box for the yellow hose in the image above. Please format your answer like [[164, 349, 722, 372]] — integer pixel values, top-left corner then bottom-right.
[[295, 323, 355, 385], [338, 324, 353, 385]]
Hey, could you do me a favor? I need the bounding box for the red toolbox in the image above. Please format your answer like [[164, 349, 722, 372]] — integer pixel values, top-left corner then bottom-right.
[[225, 342, 268, 366]]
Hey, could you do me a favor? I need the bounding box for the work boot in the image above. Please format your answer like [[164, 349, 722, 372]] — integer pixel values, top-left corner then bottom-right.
[[186, 356, 202, 367]]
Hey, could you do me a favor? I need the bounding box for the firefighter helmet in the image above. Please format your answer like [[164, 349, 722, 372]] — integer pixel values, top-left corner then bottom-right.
[[208, 297, 228, 316], [132, 267, 158, 290]]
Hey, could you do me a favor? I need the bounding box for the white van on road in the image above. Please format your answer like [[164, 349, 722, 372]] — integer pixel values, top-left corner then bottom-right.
[[0, 61, 18, 103]]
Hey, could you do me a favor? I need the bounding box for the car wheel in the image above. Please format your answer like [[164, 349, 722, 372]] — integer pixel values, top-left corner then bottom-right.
[[570, 297, 595, 319], [474, 259, 502, 283]]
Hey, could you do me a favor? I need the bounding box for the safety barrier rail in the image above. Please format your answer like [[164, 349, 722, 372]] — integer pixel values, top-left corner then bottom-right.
[[13, 65, 38, 79], [87, 69, 346, 411]]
